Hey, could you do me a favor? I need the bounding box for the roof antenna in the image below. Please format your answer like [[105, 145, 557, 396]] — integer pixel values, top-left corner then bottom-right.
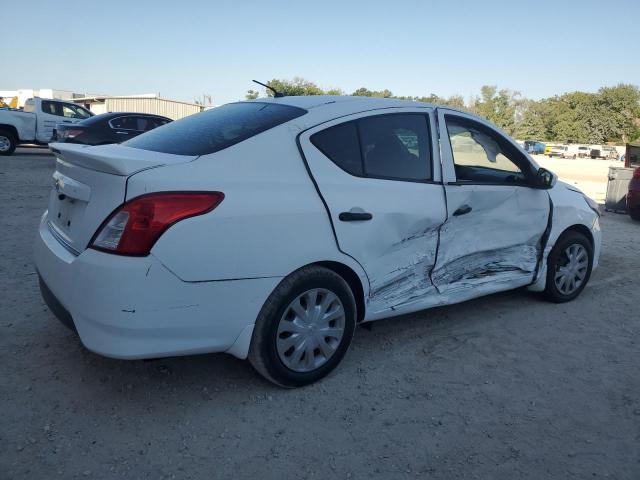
[[252, 80, 284, 98]]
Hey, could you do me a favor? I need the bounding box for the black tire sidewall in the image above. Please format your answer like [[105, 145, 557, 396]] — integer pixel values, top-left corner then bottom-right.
[[251, 267, 356, 387], [0, 130, 17, 155], [545, 231, 594, 302]]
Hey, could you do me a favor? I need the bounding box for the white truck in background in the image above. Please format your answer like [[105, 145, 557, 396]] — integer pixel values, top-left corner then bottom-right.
[[0, 98, 93, 155]]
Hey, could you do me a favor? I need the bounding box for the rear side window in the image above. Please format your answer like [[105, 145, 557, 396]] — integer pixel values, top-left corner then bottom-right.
[[125, 102, 306, 156], [310, 113, 432, 182], [311, 122, 362, 176]]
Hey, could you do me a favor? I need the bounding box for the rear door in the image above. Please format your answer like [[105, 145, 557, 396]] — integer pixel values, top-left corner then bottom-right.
[[299, 108, 447, 318], [434, 109, 550, 297]]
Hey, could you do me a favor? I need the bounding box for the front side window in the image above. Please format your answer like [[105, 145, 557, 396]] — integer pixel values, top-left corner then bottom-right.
[[62, 104, 91, 119], [311, 113, 432, 182], [125, 102, 306, 156], [446, 116, 529, 184]]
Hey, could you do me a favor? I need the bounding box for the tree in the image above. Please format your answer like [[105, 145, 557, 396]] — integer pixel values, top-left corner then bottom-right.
[[351, 87, 394, 98], [597, 84, 640, 143], [245, 89, 259, 100], [238, 77, 640, 143], [472, 86, 522, 135], [265, 77, 325, 97]]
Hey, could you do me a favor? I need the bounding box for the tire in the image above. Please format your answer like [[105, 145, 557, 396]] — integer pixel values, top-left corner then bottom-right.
[[0, 129, 17, 156], [629, 208, 640, 221], [573, 154, 577, 159], [543, 231, 593, 303], [248, 265, 357, 388]]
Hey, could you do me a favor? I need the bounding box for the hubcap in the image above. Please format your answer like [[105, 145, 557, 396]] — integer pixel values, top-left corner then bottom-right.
[[276, 288, 346, 373], [554, 243, 588, 295], [0, 135, 10, 152]]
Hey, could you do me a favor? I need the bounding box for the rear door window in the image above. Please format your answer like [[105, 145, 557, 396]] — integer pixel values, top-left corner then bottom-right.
[[110, 116, 137, 130], [310, 113, 432, 182], [310, 122, 362, 176], [125, 102, 306, 156], [359, 115, 431, 181]]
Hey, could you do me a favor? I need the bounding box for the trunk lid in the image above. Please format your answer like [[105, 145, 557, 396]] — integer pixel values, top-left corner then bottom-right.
[[46, 143, 198, 254]]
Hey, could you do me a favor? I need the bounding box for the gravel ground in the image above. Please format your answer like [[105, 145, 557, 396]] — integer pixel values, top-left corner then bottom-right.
[[1, 148, 639, 479]]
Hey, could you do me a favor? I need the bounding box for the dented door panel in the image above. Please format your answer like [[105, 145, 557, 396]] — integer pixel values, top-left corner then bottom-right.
[[433, 185, 549, 295]]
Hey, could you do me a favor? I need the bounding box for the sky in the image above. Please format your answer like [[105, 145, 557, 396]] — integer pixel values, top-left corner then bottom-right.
[[1, 0, 638, 105]]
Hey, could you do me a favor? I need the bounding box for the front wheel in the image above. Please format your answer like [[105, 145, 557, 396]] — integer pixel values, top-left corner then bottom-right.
[[0, 129, 17, 156], [248, 266, 357, 387], [543, 231, 593, 303]]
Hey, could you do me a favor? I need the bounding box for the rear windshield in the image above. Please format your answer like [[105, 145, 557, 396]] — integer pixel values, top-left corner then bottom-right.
[[124, 102, 306, 156]]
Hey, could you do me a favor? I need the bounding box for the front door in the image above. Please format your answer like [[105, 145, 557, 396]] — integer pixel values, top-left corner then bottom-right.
[[299, 108, 447, 319], [434, 109, 550, 299]]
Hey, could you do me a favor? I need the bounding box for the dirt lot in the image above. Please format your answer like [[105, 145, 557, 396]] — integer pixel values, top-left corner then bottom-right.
[[1, 148, 639, 479], [534, 155, 624, 204]]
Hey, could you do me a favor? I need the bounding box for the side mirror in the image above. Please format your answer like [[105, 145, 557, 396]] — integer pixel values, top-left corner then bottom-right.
[[535, 167, 557, 189]]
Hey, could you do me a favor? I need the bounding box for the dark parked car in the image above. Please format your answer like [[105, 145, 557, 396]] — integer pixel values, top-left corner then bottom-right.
[[54, 112, 171, 145], [628, 167, 640, 220]]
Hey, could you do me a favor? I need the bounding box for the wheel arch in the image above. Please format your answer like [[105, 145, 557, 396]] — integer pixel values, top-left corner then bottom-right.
[[562, 223, 594, 249], [314, 261, 366, 323], [0, 124, 19, 139]]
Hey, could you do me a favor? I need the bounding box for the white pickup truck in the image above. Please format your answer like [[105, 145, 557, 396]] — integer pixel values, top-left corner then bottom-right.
[[0, 97, 93, 155]]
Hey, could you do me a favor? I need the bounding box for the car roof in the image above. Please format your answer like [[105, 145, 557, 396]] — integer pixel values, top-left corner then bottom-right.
[[244, 95, 471, 129]]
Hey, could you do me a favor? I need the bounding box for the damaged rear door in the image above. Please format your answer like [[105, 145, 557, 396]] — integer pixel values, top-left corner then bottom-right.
[[299, 108, 447, 318], [434, 109, 550, 297]]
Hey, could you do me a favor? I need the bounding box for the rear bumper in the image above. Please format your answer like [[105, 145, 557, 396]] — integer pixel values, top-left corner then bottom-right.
[[34, 213, 280, 360]]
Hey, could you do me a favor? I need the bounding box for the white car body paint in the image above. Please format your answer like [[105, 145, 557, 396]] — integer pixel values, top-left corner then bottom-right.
[[34, 96, 601, 361]]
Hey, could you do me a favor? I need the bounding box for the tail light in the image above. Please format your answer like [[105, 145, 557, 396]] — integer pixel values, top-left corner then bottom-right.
[[60, 129, 84, 139], [90, 192, 224, 256], [633, 168, 640, 179]]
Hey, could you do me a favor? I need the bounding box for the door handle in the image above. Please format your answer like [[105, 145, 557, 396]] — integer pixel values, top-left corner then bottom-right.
[[339, 211, 373, 221], [453, 205, 472, 216]]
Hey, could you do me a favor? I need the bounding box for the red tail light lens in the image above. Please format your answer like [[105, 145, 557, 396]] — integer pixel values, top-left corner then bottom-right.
[[60, 129, 84, 139], [90, 192, 224, 256], [633, 168, 640, 179]]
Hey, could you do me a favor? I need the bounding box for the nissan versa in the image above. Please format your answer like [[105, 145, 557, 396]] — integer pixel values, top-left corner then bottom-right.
[[35, 96, 602, 387]]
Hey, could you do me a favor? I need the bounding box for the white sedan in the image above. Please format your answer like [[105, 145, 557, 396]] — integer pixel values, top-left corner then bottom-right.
[[35, 96, 601, 387]]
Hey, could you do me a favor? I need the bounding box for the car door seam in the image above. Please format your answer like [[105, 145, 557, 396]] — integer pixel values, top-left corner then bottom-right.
[[294, 133, 371, 291]]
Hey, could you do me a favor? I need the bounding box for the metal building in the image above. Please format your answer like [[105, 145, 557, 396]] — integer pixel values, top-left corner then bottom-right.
[[72, 95, 205, 120]]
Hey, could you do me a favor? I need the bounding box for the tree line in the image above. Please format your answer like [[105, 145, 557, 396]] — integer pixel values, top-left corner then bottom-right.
[[246, 78, 640, 144]]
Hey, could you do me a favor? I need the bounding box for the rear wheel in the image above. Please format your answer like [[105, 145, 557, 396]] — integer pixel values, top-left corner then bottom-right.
[[543, 231, 593, 303], [248, 266, 357, 387], [629, 208, 640, 221], [0, 129, 17, 156]]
